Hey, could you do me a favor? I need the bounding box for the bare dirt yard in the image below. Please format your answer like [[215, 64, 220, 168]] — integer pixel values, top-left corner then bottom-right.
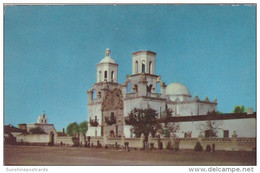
[[4, 145, 256, 166]]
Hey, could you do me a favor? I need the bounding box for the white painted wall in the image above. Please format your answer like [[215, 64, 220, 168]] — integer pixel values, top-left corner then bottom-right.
[[176, 118, 256, 138]]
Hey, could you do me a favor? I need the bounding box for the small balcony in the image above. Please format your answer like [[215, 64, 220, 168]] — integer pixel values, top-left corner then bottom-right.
[[105, 117, 116, 126], [90, 118, 99, 127]]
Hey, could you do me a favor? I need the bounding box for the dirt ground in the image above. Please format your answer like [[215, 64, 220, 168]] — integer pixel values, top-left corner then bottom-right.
[[4, 145, 256, 166]]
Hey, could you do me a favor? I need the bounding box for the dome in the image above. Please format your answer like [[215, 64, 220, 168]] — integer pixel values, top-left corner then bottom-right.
[[99, 48, 117, 64], [100, 56, 116, 63], [166, 82, 191, 96]]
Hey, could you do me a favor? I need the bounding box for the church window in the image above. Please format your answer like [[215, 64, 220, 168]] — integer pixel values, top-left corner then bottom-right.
[[147, 84, 152, 93], [92, 89, 96, 99], [142, 60, 145, 73], [149, 61, 152, 74], [104, 71, 108, 80], [126, 82, 131, 94], [135, 61, 138, 74], [223, 130, 229, 138], [134, 84, 138, 93], [111, 71, 114, 81], [156, 82, 161, 93]]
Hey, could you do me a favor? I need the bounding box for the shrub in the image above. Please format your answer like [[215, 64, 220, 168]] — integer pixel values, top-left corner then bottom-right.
[[29, 127, 46, 134], [194, 142, 203, 152], [206, 145, 211, 152]]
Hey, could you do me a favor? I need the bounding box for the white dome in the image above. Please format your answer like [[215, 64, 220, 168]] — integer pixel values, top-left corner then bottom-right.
[[166, 82, 191, 96], [99, 48, 117, 64], [100, 56, 116, 63]]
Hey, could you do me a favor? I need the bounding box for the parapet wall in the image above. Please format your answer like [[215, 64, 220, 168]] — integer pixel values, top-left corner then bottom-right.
[[86, 135, 256, 151]]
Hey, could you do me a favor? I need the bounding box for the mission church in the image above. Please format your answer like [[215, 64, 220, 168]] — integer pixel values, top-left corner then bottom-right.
[[86, 49, 219, 138]]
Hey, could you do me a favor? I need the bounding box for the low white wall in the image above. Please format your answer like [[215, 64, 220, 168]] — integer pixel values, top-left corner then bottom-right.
[[16, 134, 50, 144]]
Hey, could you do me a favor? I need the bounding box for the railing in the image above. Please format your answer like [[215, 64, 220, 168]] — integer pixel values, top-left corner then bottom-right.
[[105, 117, 116, 125], [126, 92, 162, 99], [126, 93, 138, 98], [147, 93, 162, 98], [90, 118, 99, 127]]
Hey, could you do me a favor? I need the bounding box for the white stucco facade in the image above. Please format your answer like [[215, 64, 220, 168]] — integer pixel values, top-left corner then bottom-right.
[[177, 118, 256, 138], [87, 49, 221, 138]]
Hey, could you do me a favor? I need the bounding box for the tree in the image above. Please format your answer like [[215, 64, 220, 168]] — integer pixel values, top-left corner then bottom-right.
[[29, 127, 46, 134], [233, 105, 246, 113], [205, 120, 222, 137], [66, 122, 79, 137], [196, 120, 222, 138], [161, 122, 180, 137], [79, 121, 88, 135], [207, 110, 223, 115], [125, 107, 160, 139], [79, 121, 88, 146], [160, 108, 179, 137]]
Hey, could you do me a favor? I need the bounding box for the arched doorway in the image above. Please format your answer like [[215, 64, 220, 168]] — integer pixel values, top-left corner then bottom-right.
[[49, 131, 54, 146], [110, 130, 115, 138]]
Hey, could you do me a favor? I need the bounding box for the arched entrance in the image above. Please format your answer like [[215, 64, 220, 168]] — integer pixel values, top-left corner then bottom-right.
[[110, 130, 115, 138], [49, 131, 54, 146]]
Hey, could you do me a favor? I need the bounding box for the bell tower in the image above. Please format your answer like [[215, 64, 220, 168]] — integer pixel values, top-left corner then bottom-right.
[[96, 49, 118, 83], [132, 50, 156, 75]]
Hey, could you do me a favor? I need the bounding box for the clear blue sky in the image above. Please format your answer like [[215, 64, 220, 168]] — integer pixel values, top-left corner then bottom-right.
[[4, 4, 256, 131]]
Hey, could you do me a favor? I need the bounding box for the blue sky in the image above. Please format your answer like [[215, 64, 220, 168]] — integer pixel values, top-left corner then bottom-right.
[[4, 4, 256, 131]]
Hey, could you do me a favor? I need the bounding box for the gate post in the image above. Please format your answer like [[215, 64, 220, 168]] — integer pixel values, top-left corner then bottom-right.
[[141, 133, 145, 149]]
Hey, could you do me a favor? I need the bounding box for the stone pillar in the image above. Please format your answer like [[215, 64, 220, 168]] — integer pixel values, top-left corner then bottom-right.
[[122, 135, 125, 147], [198, 132, 203, 142], [170, 134, 175, 150], [103, 134, 107, 146], [141, 133, 145, 149], [157, 134, 161, 149], [121, 84, 127, 99], [231, 131, 238, 151], [138, 74, 148, 97], [148, 133, 153, 149]]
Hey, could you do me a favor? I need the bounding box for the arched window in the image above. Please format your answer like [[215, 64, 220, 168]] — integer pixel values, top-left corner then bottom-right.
[[135, 61, 138, 74], [142, 60, 145, 73], [126, 82, 131, 94], [104, 71, 107, 80], [149, 61, 152, 74], [134, 84, 138, 93], [111, 71, 114, 82], [99, 71, 102, 82], [147, 84, 153, 93], [156, 83, 161, 93], [93, 89, 96, 99]]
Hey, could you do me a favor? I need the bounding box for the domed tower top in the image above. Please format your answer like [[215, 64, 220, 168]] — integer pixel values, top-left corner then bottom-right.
[[96, 49, 118, 83], [100, 48, 116, 64]]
